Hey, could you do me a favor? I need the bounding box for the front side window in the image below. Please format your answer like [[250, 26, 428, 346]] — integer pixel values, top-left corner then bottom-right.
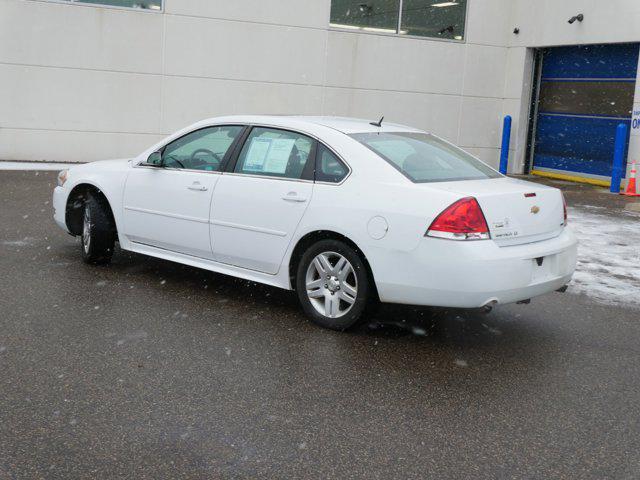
[[330, 0, 467, 41], [52, 0, 161, 10], [235, 128, 314, 180], [351, 132, 501, 183], [162, 126, 243, 171]]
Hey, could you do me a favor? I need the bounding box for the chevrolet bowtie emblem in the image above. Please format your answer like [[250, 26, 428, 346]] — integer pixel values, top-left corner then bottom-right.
[[531, 206, 540, 214]]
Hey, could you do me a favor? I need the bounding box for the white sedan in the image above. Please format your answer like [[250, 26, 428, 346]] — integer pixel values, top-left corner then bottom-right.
[[53, 116, 577, 330]]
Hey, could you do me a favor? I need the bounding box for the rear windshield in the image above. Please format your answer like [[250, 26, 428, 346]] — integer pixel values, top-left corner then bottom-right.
[[350, 132, 502, 183]]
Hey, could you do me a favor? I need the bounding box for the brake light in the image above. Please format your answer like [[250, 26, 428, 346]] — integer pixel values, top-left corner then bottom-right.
[[426, 197, 490, 241], [561, 192, 568, 226]]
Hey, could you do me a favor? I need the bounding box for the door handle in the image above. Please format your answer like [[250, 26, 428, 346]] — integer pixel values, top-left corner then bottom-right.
[[282, 192, 307, 203], [188, 183, 208, 191]]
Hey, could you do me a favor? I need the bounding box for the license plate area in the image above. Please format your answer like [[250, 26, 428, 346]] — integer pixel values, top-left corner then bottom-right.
[[531, 254, 557, 283]]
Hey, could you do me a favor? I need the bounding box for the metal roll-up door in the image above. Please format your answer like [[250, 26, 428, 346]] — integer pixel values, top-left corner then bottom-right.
[[531, 43, 639, 185]]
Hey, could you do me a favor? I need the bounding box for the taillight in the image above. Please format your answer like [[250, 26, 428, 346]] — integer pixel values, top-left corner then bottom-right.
[[426, 197, 490, 241], [561, 192, 568, 226]]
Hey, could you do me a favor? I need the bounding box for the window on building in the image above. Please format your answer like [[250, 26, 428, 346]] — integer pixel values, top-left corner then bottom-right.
[[58, 0, 162, 10], [330, 0, 400, 34], [330, 0, 467, 40], [400, 0, 466, 40]]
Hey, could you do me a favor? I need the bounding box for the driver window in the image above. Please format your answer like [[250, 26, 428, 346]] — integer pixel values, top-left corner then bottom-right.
[[162, 125, 243, 171]]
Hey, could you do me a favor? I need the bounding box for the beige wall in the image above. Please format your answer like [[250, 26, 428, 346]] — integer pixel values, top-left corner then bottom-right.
[[0, 0, 513, 164], [1, 0, 640, 170]]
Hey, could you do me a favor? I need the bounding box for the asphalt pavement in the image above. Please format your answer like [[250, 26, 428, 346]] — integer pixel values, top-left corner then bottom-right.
[[1, 170, 639, 479]]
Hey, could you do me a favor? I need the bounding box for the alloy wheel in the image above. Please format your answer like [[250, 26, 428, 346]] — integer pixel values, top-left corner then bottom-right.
[[305, 251, 358, 318]]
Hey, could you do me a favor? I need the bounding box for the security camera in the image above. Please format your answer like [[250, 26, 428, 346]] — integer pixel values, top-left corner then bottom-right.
[[568, 14, 584, 24]]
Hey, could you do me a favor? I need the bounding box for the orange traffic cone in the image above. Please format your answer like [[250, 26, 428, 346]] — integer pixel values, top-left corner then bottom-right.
[[621, 161, 640, 197]]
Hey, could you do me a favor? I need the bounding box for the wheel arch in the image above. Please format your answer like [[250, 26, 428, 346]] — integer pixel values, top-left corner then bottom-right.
[[65, 183, 117, 237], [288, 230, 378, 297]]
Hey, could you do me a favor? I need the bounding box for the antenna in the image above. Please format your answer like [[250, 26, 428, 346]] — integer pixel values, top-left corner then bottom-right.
[[370, 116, 384, 127]]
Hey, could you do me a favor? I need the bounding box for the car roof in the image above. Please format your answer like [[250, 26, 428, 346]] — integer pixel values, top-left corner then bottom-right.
[[197, 115, 423, 135], [292, 116, 423, 134]]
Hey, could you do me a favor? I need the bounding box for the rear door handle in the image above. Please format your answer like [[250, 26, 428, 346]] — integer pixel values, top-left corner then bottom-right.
[[282, 192, 307, 203], [188, 182, 208, 192]]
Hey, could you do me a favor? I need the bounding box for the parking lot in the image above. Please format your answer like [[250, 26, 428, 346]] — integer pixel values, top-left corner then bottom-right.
[[2, 170, 640, 479]]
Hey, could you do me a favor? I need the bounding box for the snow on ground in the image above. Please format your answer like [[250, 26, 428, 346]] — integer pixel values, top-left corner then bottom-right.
[[0, 162, 75, 171], [568, 206, 640, 308]]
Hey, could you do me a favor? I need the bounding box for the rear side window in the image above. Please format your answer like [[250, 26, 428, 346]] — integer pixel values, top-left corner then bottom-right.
[[316, 144, 349, 183], [235, 127, 314, 179], [351, 132, 502, 183]]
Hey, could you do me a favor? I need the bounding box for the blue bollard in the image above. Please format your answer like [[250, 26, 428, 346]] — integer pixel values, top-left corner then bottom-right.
[[610, 123, 628, 193], [499, 115, 512, 175]]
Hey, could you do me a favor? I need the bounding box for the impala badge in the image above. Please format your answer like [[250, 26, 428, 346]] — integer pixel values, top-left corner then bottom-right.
[[492, 218, 510, 229], [531, 206, 540, 214]]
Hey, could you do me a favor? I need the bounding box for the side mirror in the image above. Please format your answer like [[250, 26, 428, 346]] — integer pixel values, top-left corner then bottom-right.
[[144, 151, 162, 167]]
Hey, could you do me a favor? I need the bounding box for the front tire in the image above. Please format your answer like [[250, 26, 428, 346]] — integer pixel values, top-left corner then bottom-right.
[[81, 194, 116, 265], [295, 239, 372, 331]]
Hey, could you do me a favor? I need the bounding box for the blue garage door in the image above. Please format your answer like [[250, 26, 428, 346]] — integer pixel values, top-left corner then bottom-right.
[[532, 43, 639, 184]]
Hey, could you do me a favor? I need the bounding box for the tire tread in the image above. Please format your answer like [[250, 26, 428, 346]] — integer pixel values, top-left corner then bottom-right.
[[81, 193, 116, 265]]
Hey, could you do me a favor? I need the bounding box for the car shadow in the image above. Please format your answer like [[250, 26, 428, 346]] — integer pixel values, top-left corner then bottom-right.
[[50, 242, 561, 401], [97, 246, 550, 350]]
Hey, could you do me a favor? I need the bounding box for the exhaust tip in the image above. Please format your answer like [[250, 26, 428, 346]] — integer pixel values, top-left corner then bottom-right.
[[482, 299, 498, 313]]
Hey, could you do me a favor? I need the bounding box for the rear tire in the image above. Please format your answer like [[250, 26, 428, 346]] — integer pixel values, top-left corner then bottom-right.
[[295, 239, 372, 331], [81, 193, 116, 265]]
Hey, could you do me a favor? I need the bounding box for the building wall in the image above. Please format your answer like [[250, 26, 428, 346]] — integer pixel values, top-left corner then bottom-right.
[[509, 0, 640, 180], [1, 0, 640, 171], [0, 0, 512, 164], [510, 0, 640, 48]]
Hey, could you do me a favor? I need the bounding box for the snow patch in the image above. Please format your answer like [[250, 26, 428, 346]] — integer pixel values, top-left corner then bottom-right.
[[481, 323, 502, 335], [411, 326, 427, 336], [1, 238, 33, 247], [568, 207, 640, 308], [0, 161, 77, 171]]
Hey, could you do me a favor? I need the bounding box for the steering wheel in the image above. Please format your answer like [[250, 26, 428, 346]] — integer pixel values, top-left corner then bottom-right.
[[191, 148, 222, 164], [164, 154, 185, 169]]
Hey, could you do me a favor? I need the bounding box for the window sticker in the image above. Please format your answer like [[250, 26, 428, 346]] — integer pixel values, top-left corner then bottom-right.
[[243, 137, 296, 174], [263, 139, 295, 174], [243, 138, 272, 172]]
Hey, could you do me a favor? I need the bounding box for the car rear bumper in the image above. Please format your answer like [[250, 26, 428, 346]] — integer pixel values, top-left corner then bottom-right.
[[373, 228, 578, 308], [53, 186, 68, 232]]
